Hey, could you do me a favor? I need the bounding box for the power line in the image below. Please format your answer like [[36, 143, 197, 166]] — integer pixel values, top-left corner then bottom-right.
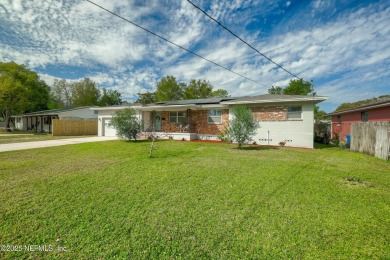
[[186, 0, 300, 79], [85, 0, 270, 88]]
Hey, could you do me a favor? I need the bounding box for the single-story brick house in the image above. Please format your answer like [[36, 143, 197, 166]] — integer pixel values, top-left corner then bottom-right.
[[93, 94, 327, 148], [12, 106, 98, 133], [328, 99, 390, 142]]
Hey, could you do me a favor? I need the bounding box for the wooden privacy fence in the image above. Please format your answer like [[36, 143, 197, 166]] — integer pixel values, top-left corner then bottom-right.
[[350, 122, 390, 160], [52, 119, 98, 136]]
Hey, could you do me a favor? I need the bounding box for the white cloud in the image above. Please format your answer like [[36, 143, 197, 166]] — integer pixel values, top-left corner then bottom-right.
[[0, 0, 389, 109]]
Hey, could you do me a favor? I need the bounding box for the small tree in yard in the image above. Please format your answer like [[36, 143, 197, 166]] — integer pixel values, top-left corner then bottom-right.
[[110, 108, 141, 140], [228, 105, 259, 148]]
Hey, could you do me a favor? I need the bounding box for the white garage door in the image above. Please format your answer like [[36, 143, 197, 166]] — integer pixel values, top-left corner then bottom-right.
[[103, 119, 117, 136]]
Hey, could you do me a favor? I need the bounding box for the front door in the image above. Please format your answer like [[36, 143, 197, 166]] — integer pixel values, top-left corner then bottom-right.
[[154, 112, 161, 131]]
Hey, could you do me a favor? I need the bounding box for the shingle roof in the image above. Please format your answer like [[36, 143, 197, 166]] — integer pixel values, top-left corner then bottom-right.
[[149, 97, 235, 106], [20, 106, 98, 116], [221, 94, 327, 104], [232, 94, 315, 101]]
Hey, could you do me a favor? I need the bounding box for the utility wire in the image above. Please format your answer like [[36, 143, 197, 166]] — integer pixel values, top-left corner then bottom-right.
[[186, 0, 300, 79], [85, 0, 269, 87]]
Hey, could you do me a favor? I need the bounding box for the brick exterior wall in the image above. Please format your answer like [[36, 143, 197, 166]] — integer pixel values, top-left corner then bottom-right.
[[251, 106, 287, 121], [159, 109, 228, 135], [149, 106, 289, 135], [191, 109, 229, 135]]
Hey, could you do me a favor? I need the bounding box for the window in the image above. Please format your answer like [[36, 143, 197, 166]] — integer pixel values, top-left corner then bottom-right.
[[208, 110, 222, 124], [169, 111, 186, 123], [361, 112, 368, 122], [287, 106, 302, 120], [337, 115, 341, 124]]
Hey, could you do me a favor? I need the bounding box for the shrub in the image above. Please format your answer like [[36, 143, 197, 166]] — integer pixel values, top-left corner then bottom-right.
[[329, 133, 340, 146], [218, 129, 232, 142], [227, 105, 259, 148], [109, 108, 141, 140]]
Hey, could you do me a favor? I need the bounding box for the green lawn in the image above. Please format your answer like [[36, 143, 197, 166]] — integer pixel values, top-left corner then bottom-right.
[[0, 141, 389, 259]]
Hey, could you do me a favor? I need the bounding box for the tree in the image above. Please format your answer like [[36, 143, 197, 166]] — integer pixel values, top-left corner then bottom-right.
[[109, 108, 141, 140], [314, 105, 329, 122], [211, 88, 229, 98], [49, 79, 74, 108], [284, 79, 315, 96], [268, 79, 315, 96], [183, 79, 230, 99], [268, 86, 283, 95], [155, 75, 185, 101], [136, 91, 157, 105], [227, 105, 259, 148], [0, 61, 49, 131], [99, 88, 122, 106], [137, 75, 230, 103], [183, 79, 213, 99], [72, 78, 100, 106]]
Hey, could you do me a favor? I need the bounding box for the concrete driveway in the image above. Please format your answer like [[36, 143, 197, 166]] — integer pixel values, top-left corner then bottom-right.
[[0, 136, 118, 153]]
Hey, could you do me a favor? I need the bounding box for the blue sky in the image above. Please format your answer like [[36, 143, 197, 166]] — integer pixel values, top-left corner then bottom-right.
[[1, 0, 389, 112]]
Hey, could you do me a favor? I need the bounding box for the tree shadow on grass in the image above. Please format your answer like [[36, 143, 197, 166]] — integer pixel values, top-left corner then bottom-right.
[[314, 142, 338, 149], [124, 139, 150, 143], [233, 145, 279, 151]]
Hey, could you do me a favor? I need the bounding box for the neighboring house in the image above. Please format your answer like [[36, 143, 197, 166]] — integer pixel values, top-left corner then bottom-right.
[[12, 106, 98, 133], [93, 94, 327, 149], [328, 99, 390, 142]]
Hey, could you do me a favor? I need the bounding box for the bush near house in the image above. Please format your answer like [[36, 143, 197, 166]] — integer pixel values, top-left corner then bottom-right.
[[109, 108, 141, 140], [227, 105, 259, 148]]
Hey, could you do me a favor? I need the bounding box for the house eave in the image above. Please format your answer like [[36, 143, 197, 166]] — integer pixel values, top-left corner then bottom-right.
[[91, 106, 141, 111], [139, 104, 228, 111], [328, 102, 390, 116], [221, 96, 328, 105]]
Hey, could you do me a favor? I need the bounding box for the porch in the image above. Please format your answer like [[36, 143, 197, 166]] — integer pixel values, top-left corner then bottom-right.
[[14, 115, 58, 133], [140, 108, 228, 141]]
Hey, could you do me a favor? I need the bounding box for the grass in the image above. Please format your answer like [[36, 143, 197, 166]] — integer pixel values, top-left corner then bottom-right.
[[0, 134, 97, 144], [0, 141, 389, 259]]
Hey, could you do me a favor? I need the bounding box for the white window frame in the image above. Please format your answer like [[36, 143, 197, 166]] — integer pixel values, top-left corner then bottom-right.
[[169, 111, 186, 124], [287, 106, 302, 120], [208, 109, 222, 124]]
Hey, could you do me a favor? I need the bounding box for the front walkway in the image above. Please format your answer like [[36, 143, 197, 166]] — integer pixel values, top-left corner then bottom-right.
[[0, 136, 118, 153]]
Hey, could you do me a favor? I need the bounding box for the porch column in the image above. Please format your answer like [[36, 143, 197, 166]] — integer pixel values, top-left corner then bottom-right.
[[40, 116, 43, 132], [187, 109, 192, 132]]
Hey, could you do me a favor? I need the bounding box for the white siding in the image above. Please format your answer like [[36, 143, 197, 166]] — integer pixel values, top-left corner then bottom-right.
[[97, 110, 116, 136], [14, 116, 27, 131], [97, 109, 142, 137], [229, 103, 314, 149]]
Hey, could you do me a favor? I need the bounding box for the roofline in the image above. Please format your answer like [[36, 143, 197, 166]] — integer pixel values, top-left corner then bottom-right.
[[139, 104, 227, 111], [221, 96, 328, 105], [13, 106, 99, 117], [91, 105, 142, 111], [328, 101, 390, 115], [87, 95, 328, 112]]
